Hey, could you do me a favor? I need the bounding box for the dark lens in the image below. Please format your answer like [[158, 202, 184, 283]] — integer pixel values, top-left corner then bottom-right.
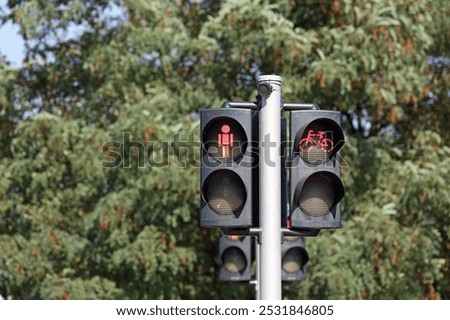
[[204, 170, 246, 214], [222, 247, 246, 273], [282, 248, 303, 273], [298, 173, 336, 216]]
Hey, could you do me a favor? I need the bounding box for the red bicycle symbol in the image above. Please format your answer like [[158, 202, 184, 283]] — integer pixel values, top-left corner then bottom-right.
[[298, 130, 334, 153]]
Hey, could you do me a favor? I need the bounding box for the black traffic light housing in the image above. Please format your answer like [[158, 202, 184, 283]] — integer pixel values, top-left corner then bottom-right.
[[200, 108, 258, 228], [289, 110, 345, 229], [281, 236, 309, 281], [219, 234, 252, 281]]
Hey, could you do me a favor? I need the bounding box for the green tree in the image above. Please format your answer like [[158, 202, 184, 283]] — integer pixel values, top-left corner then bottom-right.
[[0, 0, 448, 299]]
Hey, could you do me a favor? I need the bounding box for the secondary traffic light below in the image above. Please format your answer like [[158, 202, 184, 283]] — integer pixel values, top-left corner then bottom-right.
[[200, 107, 258, 228], [289, 110, 345, 229], [281, 236, 309, 281], [219, 234, 252, 281]]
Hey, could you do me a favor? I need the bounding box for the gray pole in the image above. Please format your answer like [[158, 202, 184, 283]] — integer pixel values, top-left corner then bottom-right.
[[255, 239, 261, 300], [257, 75, 282, 300]]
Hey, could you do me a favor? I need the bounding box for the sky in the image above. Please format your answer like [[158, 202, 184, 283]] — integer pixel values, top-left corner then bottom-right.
[[0, 20, 24, 67], [0, 0, 25, 67], [0, 1, 125, 68]]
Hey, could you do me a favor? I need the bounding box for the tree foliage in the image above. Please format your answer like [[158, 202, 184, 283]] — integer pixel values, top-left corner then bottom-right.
[[0, 0, 448, 299]]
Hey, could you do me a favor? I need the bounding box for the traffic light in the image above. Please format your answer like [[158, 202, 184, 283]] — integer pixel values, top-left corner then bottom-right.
[[281, 236, 309, 281], [200, 107, 258, 228], [219, 234, 252, 281], [289, 110, 345, 229]]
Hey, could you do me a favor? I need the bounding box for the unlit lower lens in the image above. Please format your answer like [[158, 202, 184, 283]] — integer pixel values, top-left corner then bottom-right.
[[282, 248, 303, 273], [222, 247, 246, 273], [298, 173, 335, 216], [205, 170, 246, 214]]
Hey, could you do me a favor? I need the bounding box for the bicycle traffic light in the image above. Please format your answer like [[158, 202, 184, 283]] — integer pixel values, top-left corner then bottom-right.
[[219, 234, 252, 281], [200, 107, 258, 228], [289, 110, 345, 229], [281, 236, 309, 281]]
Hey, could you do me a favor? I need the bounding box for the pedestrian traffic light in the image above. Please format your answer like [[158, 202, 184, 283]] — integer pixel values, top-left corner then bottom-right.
[[281, 236, 309, 281], [289, 110, 345, 229], [200, 107, 258, 228], [219, 234, 252, 281]]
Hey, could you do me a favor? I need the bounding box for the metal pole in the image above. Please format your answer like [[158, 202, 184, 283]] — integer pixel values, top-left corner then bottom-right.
[[255, 238, 261, 300], [258, 75, 282, 300]]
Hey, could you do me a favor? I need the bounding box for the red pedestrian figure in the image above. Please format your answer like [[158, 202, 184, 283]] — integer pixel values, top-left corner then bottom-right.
[[218, 124, 233, 159]]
